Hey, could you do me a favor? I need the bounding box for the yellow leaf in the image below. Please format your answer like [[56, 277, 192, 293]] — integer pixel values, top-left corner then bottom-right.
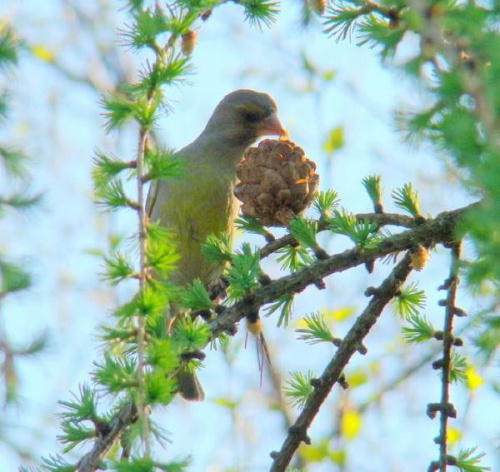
[[294, 317, 309, 328], [346, 368, 368, 388], [31, 44, 55, 62], [108, 341, 125, 357], [465, 366, 483, 390], [85, 248, 104, 258], [340, 409, 362, 440], [299, 445, 323, 462], [369, 360, 381, 374], [213, 397, 240, 409], [447, 427, 461, 445], [299, 439, 329, 462], [300, 440, 346, 465], [322, 307, 355, 322], [323, 126, 344, 156], [322, 70, 336, 82], [328, 449, 346, 465]]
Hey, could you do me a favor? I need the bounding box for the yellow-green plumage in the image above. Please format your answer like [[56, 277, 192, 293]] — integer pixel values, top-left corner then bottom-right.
[[146, 89, 285, 401], [149, 161, 238, 286]]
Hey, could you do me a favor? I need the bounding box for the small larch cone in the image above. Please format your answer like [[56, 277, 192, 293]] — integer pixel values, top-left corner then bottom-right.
[[235, 139, 320, 227], [181, 30, 197, 56]]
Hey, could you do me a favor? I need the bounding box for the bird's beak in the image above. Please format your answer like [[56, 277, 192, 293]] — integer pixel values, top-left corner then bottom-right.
[[257, 112, 288, 138]]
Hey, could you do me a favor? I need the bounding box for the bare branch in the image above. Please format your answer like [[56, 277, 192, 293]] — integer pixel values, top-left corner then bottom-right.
[[269, 253, 414, 471], [429, 243, 463, 472]]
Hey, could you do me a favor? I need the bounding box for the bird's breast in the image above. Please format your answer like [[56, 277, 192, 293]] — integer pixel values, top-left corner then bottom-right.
[[153, 167, 239, 286], [176, 171, 237, 238]]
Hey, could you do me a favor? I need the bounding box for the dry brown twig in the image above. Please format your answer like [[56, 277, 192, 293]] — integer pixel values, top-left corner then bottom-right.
[[269, 253, 414, 471]]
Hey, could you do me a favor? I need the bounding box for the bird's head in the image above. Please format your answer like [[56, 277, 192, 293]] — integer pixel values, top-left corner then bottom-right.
[[203, 89, 287, 149]]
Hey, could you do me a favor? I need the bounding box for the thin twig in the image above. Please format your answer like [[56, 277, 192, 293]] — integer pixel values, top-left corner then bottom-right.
[[269, 253, 414, 471], [358, 305, 481, 414], [406, 0, 500, 149], [77, 402, 137, 472], [211, 202, 479, 338], [260, 212, 416, 259], [135, 129, 150, 455], [429, 243, 462, 472]]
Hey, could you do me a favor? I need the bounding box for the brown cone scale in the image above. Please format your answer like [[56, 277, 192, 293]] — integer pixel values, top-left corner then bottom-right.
[[235, 139, 319, 226]]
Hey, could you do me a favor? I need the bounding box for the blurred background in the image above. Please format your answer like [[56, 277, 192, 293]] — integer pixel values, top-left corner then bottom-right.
[[0, 1, 497, 471]]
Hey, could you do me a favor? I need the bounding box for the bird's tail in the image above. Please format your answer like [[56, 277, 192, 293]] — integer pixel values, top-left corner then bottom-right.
[[177, 368, 205, 401], [166, 304, 205, 401]]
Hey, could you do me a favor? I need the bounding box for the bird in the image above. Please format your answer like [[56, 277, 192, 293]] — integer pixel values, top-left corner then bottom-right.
[[146, 89, 286, 400]]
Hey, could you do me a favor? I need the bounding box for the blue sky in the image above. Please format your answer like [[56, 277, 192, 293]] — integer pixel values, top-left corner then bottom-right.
[[0, 1, 496, 471]]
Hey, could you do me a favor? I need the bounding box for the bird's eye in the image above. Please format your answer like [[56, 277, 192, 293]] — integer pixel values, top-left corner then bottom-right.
[[243, 111, 260, 123]]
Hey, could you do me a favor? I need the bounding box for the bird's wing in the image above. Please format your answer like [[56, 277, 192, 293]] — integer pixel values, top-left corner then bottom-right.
[[146, 180, 160, 219]]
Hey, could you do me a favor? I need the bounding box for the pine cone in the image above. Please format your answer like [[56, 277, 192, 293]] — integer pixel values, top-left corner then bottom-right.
[[235, 139, 319, 227], [181, 30, 197, 56]]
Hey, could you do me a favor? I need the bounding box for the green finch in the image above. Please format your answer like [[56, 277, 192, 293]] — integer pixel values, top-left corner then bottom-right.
[[146, 89, 286, 400]]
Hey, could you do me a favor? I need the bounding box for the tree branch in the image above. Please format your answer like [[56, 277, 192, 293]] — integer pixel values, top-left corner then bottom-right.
[[77, 402, 137, 472], [70, 201, 477, 471], [269, 253, 414, 471], [210, 201, 479, 338], [406, 0, 500, 149], [260, 212, 416, 259], [429, 243, 462, 472], [359, 301, 484, 415]]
